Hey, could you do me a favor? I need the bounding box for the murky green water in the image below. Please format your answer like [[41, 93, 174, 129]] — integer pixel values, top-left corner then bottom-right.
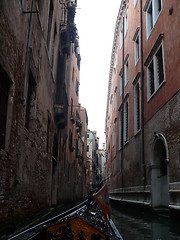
[[111, 203, 180, 240]]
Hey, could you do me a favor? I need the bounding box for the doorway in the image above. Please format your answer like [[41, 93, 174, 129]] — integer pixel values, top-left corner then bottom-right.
[[151, 133, 169, 208]]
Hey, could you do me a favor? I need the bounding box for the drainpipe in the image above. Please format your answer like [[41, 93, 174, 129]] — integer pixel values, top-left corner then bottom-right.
[[140, 0, 147, 189], [23, 0, 35, 103], [121, 16, 125, 192]]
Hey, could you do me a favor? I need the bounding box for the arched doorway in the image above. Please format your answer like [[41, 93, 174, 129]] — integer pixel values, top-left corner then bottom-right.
[[151, 133, 169, 208]]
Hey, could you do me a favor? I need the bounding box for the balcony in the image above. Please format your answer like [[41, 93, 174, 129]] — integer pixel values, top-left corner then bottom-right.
[[76, 119, 82, 133], [54, 104, 67, 129], [70, 114, 76, 124]]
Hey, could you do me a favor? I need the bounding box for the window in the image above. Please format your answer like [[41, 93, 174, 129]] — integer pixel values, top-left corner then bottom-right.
[[134, 30, 140, 65], [47, 0, 53, 50], [120, 74, 123, 96], [113, 120, 117, 157], [76, 78, 79, 96], [134, 0, 138, 7], [71, 98, 73, 115], [114, 47, 118, 70], [76, 139, 78, 155], [146, 1, 153, 37], [120, 25, 123, 48], [125, 57, 129, 86], [72, 66, 74, 82], [87, 145, 89, 152], [37, 0, 44, 18], [69, 130, 73, 150], [110, 95, 113, 122], [114, 87, 117, 111], [0, 65, 11, 150], [134, 81, 141, 133], [125, 9, 128, 36], [25, 70, 37, 130], [147, 43, 165, 100], [118, 109, 122, 150], [145, 0, 162, 38], [124, 100, 129, 143], [19, 0, 23, 7], [51, 21, 57, 66]]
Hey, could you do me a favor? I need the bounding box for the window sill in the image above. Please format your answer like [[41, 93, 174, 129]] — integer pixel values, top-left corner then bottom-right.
[[147, 80, 166, 102], [135, 129, 141, 137], [124, 140, 129, 147]]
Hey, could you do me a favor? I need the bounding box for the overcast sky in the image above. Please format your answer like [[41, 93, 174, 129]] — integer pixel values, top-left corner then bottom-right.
[[75, 0, 121, 148]]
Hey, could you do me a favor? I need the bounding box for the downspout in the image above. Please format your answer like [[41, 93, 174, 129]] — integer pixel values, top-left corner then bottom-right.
[[140, 0, 147, 189], [23, 0, 35, 103], [121, 16, 125, 192]]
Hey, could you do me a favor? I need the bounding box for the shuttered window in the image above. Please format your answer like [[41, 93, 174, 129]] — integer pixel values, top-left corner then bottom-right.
[[149, 61, 155, 96], [156, 45, 164, 85], [147, 42, 165, 100]]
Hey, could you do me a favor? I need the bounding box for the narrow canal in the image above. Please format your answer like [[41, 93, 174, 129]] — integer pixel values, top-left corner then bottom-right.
[[111, 202, 180, 240]]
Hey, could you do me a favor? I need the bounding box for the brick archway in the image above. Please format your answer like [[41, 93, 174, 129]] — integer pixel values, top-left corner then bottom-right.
[[151, 133, 169, 208]]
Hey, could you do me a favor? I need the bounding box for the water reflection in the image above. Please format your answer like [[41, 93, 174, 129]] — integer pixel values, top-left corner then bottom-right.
[[111, 203, 180, 240]]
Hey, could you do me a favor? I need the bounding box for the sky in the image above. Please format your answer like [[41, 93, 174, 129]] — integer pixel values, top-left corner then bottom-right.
[[75, 0, 121, 148]]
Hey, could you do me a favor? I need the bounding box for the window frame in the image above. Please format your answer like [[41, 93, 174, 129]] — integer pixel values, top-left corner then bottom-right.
[[114, 87, 117, 111], [118, 108, 122, 150], [145, 0, 162, 39], [113, 120, 117, 157], [124, 9, 128, 36], [134, 0, 138, 8], [134, 80, 141, 134], [125, 57, 129, 86], [120, 25, 123, 49], [124, 98, 129, 144], [134, 30, 140, 65]]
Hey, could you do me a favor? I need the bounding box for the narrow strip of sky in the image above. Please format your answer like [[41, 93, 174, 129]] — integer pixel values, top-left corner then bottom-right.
[[75, 0, 121, 148]]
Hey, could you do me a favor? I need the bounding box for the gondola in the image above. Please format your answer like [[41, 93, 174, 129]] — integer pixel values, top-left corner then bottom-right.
[[8, 184, 123, 240]]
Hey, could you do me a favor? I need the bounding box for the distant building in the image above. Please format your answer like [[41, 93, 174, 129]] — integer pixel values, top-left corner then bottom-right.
[[106, 0, 180, 209], [80, 106, 88, 196], [98, 143, 106, 185], [87, 130, 100, 191]]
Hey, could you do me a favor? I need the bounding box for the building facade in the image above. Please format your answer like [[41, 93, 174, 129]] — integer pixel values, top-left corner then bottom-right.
[[106, 0, 180, 210], [87, 130, 100, 192], [98, 143, 106, 185], [0, 0, 88, 236]]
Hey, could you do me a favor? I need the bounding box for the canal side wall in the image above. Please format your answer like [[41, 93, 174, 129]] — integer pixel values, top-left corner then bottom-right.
[[109, 90, 180, 210], [0, 0, 59, 235], [0, 0, 88, 237], [106, 0, 180, 212]]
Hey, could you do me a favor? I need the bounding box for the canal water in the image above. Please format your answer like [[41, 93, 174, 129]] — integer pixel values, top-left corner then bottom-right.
[[111, 203, 180, 240]]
